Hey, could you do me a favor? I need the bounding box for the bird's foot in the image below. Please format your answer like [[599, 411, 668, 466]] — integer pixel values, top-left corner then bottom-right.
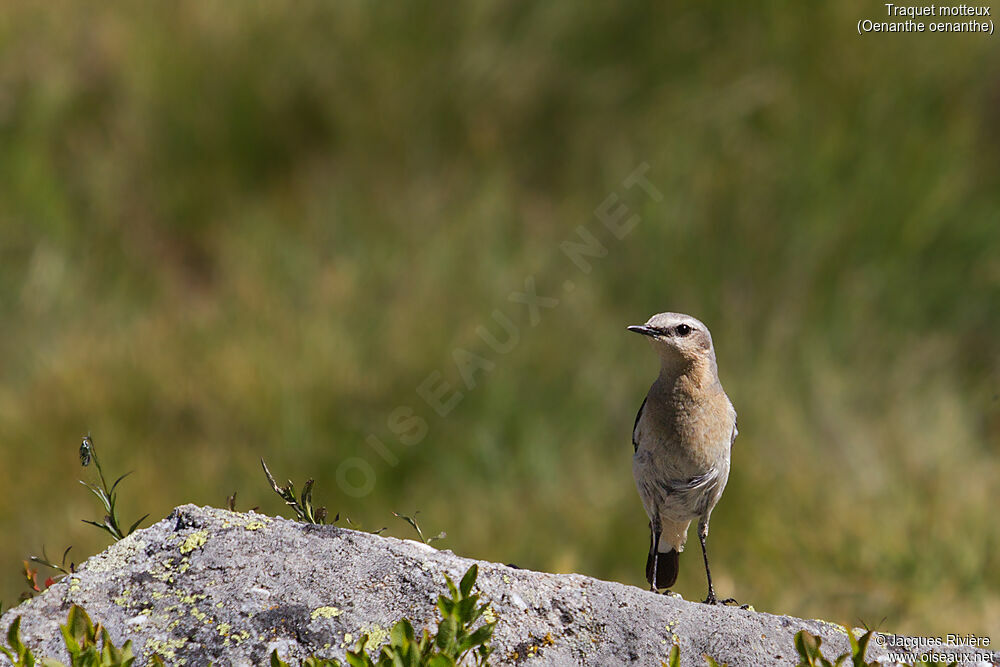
[[652, 588, 682, 598], [728, 601, 751, 610], [702, 594, 749, 609]]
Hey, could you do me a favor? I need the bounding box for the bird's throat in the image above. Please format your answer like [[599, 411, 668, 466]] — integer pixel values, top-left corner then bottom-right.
[[657, 354, 719, 396]]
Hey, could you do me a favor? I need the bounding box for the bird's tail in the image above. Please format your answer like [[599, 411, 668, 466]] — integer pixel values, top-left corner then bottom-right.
[[646, 547, 679, 590]]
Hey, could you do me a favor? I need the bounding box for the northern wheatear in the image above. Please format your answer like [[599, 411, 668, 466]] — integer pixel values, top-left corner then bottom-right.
[[629, 312, 737, 604]]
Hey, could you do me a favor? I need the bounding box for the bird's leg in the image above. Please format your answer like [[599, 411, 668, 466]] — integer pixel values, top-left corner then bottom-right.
[[698, 519, 738, 605], [698, 522, 717, 604], [650, 524, 661, 593]]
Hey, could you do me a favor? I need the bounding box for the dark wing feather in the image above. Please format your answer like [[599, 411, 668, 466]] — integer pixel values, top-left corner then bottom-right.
[[632, 396, 647, 452]]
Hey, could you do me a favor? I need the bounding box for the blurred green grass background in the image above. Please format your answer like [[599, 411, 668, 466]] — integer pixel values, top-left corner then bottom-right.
[[1, 1, 998, 636]]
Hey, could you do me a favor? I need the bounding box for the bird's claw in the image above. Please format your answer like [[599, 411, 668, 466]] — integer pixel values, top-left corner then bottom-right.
[[702, 594, 743, 607]]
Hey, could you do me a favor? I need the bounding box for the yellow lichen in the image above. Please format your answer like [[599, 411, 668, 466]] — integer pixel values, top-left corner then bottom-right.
[[144, 637, 187, 662], [813, 619, 849, 636], [311, 606, 342, 620], [361, 624, 389, 651], [482, 606, 496, 624], [179, 531, 209, 554], [223, 514, 272, 530]]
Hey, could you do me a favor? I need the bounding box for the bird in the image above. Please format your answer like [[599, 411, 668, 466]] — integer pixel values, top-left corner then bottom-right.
[[628, 312, 738, 605]]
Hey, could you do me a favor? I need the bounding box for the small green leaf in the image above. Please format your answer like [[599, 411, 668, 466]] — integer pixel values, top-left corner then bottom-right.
[[6, 616, 25, 654], [443, 574, 457, 599], [667, 643, 680, 667], [344, 648, 371, 667], [456, 596, 478, 623], [851, 630, 873, 667], [425, 655, 456, 667], [459, 565, 477, 598], [435, 616, 457, 653], [467, 602, 489, 624], [392, 512, 427, 543], [126, 514, 149, 536], [301, 479, 314, 511], [109, 472, 132, 496], [795, 630, 822, 666], [456, 624, 493, 654], [390, 619, 416, 646], [436, 596, 456, 618]]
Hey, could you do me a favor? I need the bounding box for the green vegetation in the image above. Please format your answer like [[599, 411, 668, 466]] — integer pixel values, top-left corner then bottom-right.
[[1, 604, 165, 667], [794, 629, 876, 667], [13, 436, 145, 606], [0, 0, 997, 637], [262, 458, 331, 525], [793, 629, 955, 667], [391, 512, 446, 545], [270, 565, 494, 667], [78, 436, 148, 542]]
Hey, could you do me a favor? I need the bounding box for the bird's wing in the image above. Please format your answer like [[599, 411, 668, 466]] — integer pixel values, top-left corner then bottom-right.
[[632, 396, 647, 453], [729, 401, 738, 449], [665, 469, 719, 492]]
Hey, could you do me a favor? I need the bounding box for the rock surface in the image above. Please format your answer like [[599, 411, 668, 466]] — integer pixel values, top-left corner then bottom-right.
[[1, 505, 996, 666]]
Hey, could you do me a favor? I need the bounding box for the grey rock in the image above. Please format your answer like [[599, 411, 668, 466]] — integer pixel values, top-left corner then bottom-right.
[[1, 505, 996, 666]]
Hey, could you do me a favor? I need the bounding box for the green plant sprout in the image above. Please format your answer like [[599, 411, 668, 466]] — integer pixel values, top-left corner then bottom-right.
[[78, 435, 148, 542], [392, 512, 445, 545], [262, 458, 333, 524]]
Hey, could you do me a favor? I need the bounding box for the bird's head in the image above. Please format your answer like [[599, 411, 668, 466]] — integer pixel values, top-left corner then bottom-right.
[[628, 312, 716, 370]]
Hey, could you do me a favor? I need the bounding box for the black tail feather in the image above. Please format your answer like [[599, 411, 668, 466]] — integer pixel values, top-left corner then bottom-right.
[[646, 548, 679, 590]]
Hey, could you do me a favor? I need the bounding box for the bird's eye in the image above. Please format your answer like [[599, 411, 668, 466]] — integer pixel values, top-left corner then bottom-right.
[[675, 324, 691, 336]]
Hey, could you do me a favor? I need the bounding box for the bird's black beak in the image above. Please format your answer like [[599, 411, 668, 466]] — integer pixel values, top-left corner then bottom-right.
[[627, 325, 657, 337]]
